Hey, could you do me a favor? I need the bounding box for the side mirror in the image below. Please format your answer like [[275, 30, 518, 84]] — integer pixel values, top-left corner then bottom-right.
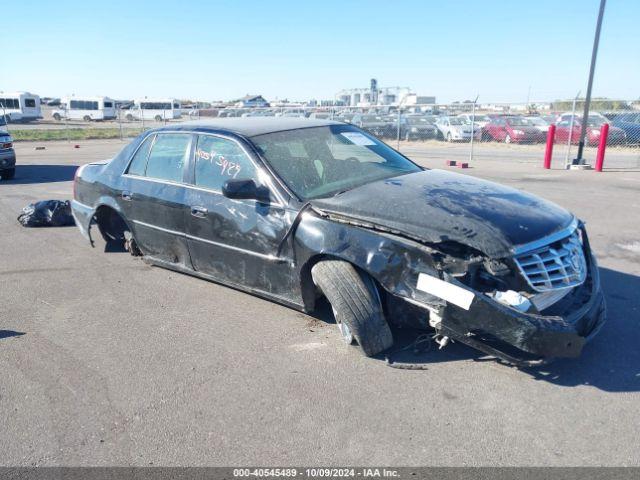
[[222, 179, 271, 203]]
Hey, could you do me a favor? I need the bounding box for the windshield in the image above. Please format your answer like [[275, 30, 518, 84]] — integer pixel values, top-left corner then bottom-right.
[[449, 118, 465, 125], [251, 125, 422, 200], [407, 116, 435, 125], [506, 117, 533, 126], [527, 117, 547, 125]]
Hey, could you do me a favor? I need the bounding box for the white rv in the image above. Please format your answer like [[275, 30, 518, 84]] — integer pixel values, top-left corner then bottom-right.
[[52, 96, 116, 121], [0, 91, 42, 122], [126, 98, 182, 121]]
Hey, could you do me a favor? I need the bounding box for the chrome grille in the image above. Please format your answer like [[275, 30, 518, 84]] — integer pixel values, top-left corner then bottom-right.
[[514, 230, 586, 292]]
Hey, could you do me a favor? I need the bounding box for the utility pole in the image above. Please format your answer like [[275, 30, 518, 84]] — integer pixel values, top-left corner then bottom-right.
[[469, 94, 479, 163], [574, 0, 606, 166]]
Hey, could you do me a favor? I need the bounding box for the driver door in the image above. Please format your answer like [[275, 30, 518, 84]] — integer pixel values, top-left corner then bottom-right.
[[183, 133, 292, 295]]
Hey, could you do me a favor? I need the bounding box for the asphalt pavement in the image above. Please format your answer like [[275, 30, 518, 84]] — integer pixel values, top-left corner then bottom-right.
[[0, 139, 639, 466]]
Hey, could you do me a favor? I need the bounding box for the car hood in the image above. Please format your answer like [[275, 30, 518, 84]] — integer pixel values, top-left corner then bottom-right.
[[310, 169, 574, 258]]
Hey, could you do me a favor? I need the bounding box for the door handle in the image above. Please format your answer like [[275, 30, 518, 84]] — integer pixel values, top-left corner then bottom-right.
[[122, 191, 133, 201], [191, 206, 208, 218]]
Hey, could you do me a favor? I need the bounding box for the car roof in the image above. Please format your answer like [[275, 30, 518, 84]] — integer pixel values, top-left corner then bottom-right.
[[158, 117, 342, 137]]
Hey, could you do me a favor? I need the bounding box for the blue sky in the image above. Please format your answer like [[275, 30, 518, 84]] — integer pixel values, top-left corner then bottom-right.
[[3, 0, 638, 103]]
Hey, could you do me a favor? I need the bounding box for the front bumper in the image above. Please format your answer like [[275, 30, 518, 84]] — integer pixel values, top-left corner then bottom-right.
[[0, 149, 16, 170], [429, 233, 606, 366]]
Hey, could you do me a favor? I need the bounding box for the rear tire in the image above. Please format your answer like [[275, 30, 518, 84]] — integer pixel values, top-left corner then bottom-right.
[[125, 114, 134, 121], [53, 113, 61, 121], [311, 260, 393, 357], [1, 168, 15, 180], [83, 115, 91, 122], [154, 115, 163, 122]]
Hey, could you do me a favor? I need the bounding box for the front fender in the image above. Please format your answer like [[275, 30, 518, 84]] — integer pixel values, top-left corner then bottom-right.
[[294, 214, 444, 311]]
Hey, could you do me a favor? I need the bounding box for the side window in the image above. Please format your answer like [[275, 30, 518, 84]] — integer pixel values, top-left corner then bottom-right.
[[145, 134, 191, 183], [194, 135, 257, 191], [126, 135, 155, 176]]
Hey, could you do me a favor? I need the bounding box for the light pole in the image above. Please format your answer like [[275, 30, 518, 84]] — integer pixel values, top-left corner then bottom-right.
[[469, 94, 479, 163], [574, 0, 607, 166]]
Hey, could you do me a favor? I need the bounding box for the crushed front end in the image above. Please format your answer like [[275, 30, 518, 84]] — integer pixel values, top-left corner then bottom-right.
[[402, 221, 606, 366]]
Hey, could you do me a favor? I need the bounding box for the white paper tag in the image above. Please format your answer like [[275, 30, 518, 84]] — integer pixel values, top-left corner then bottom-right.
[[340, 132, 376, 146], [416, 273, 475, 310]]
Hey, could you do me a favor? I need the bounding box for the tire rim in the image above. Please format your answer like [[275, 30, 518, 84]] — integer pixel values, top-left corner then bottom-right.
[[332, 306, 354, 344], [505, 134, 511, 143]]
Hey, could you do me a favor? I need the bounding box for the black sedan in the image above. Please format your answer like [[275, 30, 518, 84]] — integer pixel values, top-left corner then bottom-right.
[[71, 118, 605, 366]]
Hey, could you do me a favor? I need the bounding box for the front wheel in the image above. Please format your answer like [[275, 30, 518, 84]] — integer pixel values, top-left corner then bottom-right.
[[83, 115, 91, 122], [311, 260, 393, 356], [125, 114, 134, 121], [53, 113, 61, 121], [154, 115, 163, 122]]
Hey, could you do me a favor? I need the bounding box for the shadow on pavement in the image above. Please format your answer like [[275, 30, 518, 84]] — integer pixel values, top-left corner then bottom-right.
[[7, 165, 79, 184], [0, 330, 26, 340]]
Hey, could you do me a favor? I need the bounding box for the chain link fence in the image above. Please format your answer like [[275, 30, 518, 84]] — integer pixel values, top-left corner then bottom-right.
[[6, 101, 640, 170]]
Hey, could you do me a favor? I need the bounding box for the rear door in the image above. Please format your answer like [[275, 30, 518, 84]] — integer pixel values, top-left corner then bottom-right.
[[183, 133, 292, 295], [121, 132, 194, 266]]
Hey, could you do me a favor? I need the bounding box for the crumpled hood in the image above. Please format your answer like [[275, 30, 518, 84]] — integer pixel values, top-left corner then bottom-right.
[[310, 169, 574, 258]]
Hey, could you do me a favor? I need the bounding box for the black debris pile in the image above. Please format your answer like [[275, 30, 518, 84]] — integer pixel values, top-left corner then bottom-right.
[[17, 200, 75, 227]]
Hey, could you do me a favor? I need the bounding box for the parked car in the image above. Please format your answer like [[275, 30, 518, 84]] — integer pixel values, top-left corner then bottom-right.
[[70, 118, 606, 366], [526, 116, 551, 135], [0, 131, 16, 180], [458, 113, 491, 128], [610, 112, 640, 145], [402, 115, 439, 141], [336, 112, 357, 124], [555, 115, 627, 146], [351, 114, 391, 138], [435, 117, 481, 142], [482, 116, 545, 143]]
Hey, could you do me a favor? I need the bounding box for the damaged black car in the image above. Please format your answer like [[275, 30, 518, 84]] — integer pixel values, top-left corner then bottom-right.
[[71, 118, 606, 366]]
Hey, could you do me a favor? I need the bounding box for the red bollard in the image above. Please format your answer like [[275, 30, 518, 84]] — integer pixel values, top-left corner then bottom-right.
[[543, 124, 556, 169], [595, 123, 609, 172]]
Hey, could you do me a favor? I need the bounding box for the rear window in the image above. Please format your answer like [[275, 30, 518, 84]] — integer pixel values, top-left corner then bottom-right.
[[25, 98, 36, 108], [104, 101, 113, 108], [126, 135, 155, 176], [144, 134, 190, 183]]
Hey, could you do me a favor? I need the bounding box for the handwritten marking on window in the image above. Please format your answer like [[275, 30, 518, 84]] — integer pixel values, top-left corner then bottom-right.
[[196, 148, 242, 178]]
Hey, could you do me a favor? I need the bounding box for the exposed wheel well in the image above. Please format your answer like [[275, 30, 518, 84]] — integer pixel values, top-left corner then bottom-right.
[[93, 205, 130, 244]]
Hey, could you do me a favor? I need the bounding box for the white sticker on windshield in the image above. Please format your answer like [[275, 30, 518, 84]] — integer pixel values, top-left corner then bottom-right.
[[340, 132, 376, 146]]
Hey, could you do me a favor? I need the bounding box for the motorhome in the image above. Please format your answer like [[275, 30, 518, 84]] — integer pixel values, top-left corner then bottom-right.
[[126, 98, 182, 121], [52, 96, 116, 121], [0, 92, 42, 122]]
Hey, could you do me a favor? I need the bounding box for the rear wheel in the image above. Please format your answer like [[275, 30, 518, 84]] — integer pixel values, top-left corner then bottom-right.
[[125, 114, 134, 121], [83, 115, 91, 122], [53, 113, 61, 121], [154, 115, 163, 122], [311, 260, 393, 357], [1, 168, 15, 180]]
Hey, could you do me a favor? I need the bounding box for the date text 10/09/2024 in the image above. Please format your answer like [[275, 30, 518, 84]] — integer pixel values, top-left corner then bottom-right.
[[232, 468, 400, 478]]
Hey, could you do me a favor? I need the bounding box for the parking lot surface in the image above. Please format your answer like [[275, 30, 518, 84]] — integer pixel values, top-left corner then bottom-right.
[[1, 139, 639, 466]]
